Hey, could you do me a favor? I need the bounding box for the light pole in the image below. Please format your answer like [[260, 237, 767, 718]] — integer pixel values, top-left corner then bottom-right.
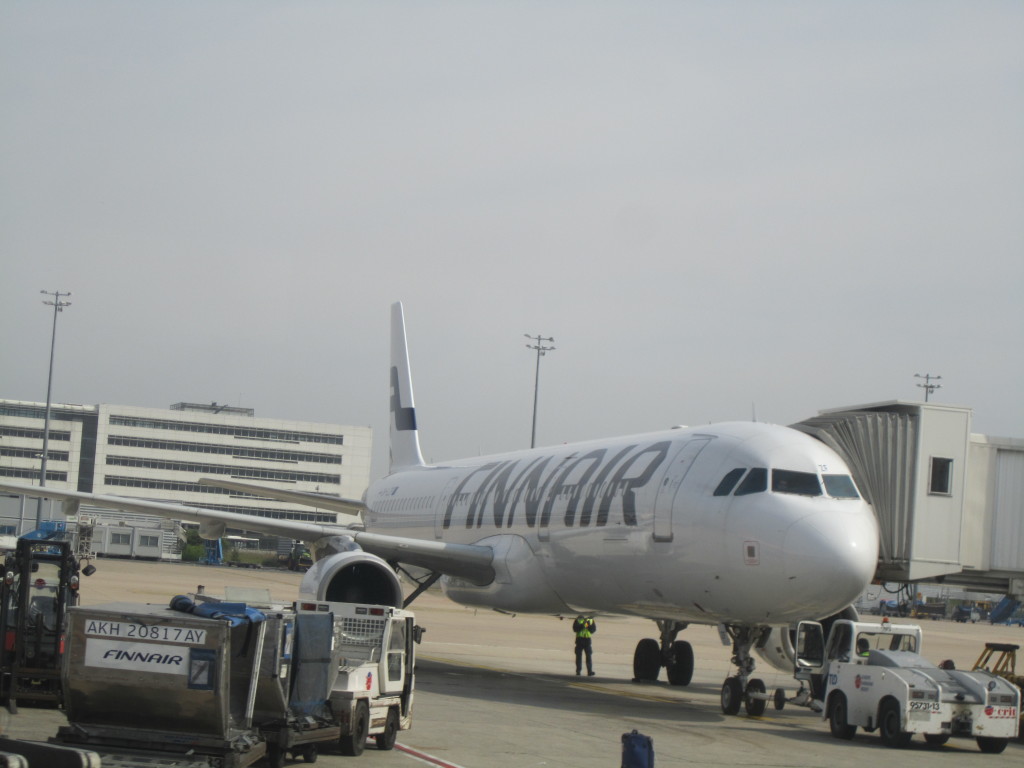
[[524, 333, 555, 449], [37, 290, 72, 528], [914, 372, 941, 403]]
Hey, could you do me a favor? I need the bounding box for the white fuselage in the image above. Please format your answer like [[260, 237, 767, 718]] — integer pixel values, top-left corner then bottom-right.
[[363, 421, 879, 626]]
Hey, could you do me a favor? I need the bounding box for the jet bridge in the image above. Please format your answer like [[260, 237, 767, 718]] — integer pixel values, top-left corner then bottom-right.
[[793, 401, 1024, 602]]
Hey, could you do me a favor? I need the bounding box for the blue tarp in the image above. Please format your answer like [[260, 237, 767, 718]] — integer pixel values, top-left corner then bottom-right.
[[989, 596, 1021, 624], [169, 595, 266, 627]]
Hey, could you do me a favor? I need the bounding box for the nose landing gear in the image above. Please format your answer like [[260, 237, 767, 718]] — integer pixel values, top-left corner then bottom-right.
[[719, 624, 772, 716]]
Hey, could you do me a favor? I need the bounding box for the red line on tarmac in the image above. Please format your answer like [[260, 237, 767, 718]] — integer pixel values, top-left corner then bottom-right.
[[395, 743, 468, 768]]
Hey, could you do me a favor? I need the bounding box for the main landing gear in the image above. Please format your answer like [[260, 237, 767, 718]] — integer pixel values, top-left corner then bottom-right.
[[719, 624, 772, 717], [632, 620, 694, 686]]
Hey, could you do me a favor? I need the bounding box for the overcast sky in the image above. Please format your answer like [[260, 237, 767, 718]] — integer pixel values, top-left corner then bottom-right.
[[2, 2, 1022, 481]]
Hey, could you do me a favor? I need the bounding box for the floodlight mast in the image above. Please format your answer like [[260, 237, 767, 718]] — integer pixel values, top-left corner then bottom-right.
[[37, 290, 72, 528], [524, 333, 555, 449], [914, 372, 942, 403]]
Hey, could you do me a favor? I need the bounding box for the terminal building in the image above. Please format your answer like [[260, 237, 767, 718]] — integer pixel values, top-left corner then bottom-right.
[[0, 399, 372, 557]]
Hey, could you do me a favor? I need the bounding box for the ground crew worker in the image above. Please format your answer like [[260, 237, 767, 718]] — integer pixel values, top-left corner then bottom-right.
[[573, 615, 596, 676]]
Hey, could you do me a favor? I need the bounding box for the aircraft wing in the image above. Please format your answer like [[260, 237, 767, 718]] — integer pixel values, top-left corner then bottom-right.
[[0, 481, 339, 542], [0, 481, 495, 584], [196, 477, 366, 517]]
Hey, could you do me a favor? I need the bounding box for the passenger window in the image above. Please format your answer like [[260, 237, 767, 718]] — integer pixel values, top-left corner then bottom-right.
[[734, 468, 767, 496], [713, 468, 746, 496], [771, 470, 822, 496], [823, 474, 860, 499]]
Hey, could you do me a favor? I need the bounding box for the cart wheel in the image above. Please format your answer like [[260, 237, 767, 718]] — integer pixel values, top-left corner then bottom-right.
[[339, 699, 369, 756], [301, 744, 317, 763], [976, 737, 1008, 754], [375, 707, 399, 751], [773, 688, 786, 711], [878, 698, 912, 748]]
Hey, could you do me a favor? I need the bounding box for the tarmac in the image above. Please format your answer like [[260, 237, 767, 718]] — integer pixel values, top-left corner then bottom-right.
[[2, 558, 1022, 767]]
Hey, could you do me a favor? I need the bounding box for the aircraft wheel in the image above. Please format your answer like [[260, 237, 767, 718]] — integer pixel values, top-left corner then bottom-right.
[[976, 737, 1008, 754], [827, 693, 857, 740], [375, 708, 399, 751], [878, 698, 912, 748], [339, 700, 369, 756], [744, 678, 767, 716], [633, 638, 661, 681], [665, 640, 694, 686], [720, 676, 743, 715], [773, 688, 786, 711]]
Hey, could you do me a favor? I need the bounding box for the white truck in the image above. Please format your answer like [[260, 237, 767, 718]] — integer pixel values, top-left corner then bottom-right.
[[795, 618, 1020, 753]]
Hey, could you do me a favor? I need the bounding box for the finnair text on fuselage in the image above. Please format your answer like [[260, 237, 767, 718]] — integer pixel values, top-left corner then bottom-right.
[[377, 438, 677, 532]]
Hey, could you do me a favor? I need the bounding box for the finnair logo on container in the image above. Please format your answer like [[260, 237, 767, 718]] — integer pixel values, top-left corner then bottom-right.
[[85, 640, 187, 675]]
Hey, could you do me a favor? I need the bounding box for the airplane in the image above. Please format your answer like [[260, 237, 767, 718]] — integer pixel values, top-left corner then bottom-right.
[[0, 302, 880, 716]]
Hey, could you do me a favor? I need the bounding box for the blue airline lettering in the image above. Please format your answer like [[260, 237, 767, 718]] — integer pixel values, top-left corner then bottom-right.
[[102, 649, 184, 665]]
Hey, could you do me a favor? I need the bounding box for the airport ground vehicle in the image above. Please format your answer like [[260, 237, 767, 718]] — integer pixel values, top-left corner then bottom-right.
[[795, 618, 1020, 752], [279, 543, 312, 572], [52, 593, 417, 766], [973, 641, 1024, 739], [0, 538, 82, 711]]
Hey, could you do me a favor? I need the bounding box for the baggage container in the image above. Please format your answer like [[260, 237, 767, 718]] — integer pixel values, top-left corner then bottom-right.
[[56, 601, 273, 767]]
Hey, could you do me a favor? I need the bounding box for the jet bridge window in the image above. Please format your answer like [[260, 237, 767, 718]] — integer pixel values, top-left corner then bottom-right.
[[713, 468, 746, 496], [771, 470, 821, 497], [734, 468, 767, 496], [823, 474, 860, 499], [929, 457, 953, 495]]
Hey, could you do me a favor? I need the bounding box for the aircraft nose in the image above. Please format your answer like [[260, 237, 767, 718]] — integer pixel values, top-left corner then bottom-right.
[[784, 509, 878, 612]]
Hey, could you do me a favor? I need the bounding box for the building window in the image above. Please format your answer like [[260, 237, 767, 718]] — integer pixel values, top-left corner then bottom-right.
[[108, 415, 344, 445], [111, 532, 131, 545], [929, 457, 953, 495], [139, 535, 160, 548]]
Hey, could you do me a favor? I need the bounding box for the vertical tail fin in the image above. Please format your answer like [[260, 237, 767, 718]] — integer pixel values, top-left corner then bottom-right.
[[389, 302, 426, 472]]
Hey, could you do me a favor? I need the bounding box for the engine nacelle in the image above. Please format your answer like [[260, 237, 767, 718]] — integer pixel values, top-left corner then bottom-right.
[[299, 549, 403, 608], [440, 534, 569, 613], [755, 605, 860, 672]]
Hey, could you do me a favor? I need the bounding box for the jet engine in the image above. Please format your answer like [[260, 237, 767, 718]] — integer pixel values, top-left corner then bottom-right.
[[299, 548, 403, 609], [754, 605, 860, 672]]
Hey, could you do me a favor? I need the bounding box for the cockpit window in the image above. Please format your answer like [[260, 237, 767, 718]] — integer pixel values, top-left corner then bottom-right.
[[823, 474, 860, 499], [772, 470, 822, 496], [713, 468, 746, 497], [734, 467, 767, 496]]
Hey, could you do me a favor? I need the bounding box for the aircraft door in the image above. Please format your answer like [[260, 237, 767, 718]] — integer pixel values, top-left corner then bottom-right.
[[653, 437, 712, 542]]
